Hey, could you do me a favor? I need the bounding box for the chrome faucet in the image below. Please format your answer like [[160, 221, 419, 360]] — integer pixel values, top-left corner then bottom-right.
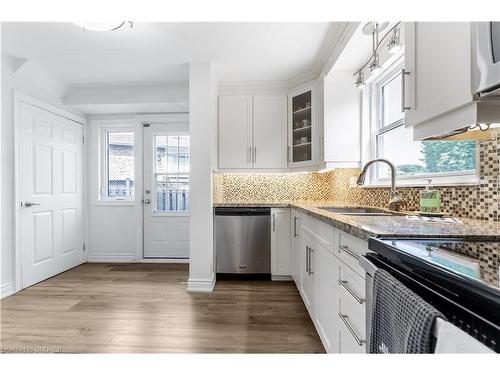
[[356, 158, 406, 211]]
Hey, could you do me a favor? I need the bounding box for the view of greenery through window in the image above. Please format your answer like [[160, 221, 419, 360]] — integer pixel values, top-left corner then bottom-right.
[[377, 124, 476, 179], [398, 140, 476, 176]]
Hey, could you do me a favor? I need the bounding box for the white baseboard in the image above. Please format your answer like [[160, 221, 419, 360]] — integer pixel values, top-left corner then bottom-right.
[[1, 282, 16, 299], [271, 275, 293, 281], [141, 258, 190, 264], [86, 253, 136, 263], [187, 274, 215, 293]]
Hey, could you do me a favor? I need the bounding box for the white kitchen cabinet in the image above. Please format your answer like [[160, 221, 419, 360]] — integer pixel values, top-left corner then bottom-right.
[[253, 95, 287, 169], [404, 22, 472, 129], [292, 211, 369, 354], [290, 209, 301, 287], [271, 208, 291, 277], [218, 94, 287, 170], [288, 80, 324, 168], [218, 95, 253, 169], [299, 230, 315, 313], [323, 70, 361, 168], [313, 243, 339, 353]]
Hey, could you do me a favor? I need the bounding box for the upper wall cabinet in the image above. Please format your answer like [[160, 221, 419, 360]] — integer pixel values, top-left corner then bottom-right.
[[218, 96, 253, 169], [323, 70, 361, 168], [404, 22, 472, 130], [404, 22, 500, 140], [288, 80, 324, 168], [218, 94, 287, 170]]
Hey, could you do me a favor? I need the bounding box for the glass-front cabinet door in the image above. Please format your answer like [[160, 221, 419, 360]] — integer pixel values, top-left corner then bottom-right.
[[289, 88, 314, 166]]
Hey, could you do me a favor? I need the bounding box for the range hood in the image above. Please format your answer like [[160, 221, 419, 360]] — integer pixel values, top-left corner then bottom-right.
[[414, 101, 500, 141]]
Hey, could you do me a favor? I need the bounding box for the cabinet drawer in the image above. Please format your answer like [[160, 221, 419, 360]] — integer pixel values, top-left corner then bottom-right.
[[336, 231, 368, 278], [338, 293, 366, 353], [338, 262, 366, 306], [301, 214, 335, 251]]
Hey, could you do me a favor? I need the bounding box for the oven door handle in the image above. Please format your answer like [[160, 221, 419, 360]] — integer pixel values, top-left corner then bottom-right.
[[359, 253, 378, 277]]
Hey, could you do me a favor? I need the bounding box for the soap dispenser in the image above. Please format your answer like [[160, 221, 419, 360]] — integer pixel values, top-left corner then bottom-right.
[[419, 179, 441, 214]]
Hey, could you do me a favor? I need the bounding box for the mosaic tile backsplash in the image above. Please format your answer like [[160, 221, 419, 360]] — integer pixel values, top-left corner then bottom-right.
[[214, 133, 499, 222]]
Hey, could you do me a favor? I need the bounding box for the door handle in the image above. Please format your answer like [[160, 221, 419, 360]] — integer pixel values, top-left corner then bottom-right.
[[24, 201, 41, 208], [293, 216, 298, 237], [305, 245, 310, 273], [401, 68, 411, 112], [144, 198, 151, 205], [272, 213, 276, 231], [253, 147, 256, 164], [308, 247, 314, 275], [248, 146, 252, 164]]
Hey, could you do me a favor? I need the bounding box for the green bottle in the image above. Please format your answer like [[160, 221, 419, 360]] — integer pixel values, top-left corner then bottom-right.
[[420, 179, 441, 213]]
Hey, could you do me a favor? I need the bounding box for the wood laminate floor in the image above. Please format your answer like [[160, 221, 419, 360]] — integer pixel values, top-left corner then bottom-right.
[[0, 264, 324, 353]]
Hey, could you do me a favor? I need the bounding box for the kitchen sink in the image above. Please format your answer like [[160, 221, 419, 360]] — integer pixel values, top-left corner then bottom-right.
[[319, 206, 399, 216]]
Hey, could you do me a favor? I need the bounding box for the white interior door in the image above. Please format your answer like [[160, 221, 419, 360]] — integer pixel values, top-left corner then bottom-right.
[[143, 124, 190, 259], [19, 102, 84, 288]]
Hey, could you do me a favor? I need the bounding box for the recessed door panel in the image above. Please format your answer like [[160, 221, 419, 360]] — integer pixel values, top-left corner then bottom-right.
[[32, 144, 53, 195], [32, 211, 54, 264], [61, 208, 77, 254], [61, 150, 77, 194]]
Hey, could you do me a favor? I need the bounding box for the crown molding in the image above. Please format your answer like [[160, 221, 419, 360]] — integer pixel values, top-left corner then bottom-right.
[[218, 22, 360, 93], [218, 80, 289, 95], [288, 22, 360, 89]]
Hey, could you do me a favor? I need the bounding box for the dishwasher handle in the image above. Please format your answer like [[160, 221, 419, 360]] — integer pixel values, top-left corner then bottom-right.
[[214, 207, 271, 216]]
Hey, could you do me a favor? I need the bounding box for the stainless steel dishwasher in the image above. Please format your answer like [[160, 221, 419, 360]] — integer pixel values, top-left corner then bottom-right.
[[215, 207, 270, 274]]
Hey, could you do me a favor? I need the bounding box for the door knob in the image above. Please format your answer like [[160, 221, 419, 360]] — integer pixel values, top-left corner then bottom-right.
[[144, 198, 151, 205], [24, 201, 41, 207]]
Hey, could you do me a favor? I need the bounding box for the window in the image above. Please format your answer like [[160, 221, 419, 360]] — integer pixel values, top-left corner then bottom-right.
[[371, 59, 477, 183], [154, 135, 190, 212], [101, 129, 135, 200]]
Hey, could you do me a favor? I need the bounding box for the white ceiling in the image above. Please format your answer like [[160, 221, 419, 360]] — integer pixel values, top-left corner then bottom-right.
[[2, 22, 332, 85]]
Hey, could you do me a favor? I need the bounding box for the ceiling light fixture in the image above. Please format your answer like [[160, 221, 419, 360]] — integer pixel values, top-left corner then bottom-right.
[[368, 22, 382, 74], [355, 71, 366, 89], [353, 21, 401, 89], [75, 22, 133, 32], [388, 27, 401, 54]]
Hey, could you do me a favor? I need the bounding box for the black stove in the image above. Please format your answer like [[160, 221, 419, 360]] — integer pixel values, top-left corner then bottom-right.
[[368, 237, 500, 351]]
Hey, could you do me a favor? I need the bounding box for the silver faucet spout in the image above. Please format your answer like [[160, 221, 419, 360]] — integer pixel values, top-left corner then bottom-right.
[[356, 158, 405, 211]]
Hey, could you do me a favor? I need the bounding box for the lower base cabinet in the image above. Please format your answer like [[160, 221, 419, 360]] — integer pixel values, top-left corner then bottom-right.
[[314, 244, 339, 353], [299, 231, 315, 313], [292, 211, 367, 354]]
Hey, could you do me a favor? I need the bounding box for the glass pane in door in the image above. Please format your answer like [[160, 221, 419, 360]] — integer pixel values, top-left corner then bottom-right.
[[291, 91, 312, 163]]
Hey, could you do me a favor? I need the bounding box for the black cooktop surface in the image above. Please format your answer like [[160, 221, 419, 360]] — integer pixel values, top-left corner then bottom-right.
[[372, 238, 499, 291]]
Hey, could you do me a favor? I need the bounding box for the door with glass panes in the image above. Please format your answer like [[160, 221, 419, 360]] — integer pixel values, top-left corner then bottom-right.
[[143, 124, 190, 258]]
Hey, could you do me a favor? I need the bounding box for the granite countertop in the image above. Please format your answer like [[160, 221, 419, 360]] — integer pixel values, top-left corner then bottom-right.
[[213, 201, 500, 241]]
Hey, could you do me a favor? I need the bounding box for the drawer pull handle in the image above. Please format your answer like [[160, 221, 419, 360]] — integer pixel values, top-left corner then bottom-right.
[[338, 244, 359, 260], [338, 313, 365, 346], [338, 279, 365, 304]]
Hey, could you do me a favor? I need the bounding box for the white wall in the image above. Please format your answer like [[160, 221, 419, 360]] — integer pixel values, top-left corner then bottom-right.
[[1, 52, 82, 297], [187, 62, 217, 292]]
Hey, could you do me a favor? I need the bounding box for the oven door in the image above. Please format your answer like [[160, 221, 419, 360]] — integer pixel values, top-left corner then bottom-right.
[[475, 22, 500, 97]]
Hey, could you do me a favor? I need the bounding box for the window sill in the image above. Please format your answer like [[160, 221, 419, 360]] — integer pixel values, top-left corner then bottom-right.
[[363, 176, 480, 189], [93, 200, 136, 207]]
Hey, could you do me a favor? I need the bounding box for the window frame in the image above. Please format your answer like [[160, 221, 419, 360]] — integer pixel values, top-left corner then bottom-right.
[[99, 125, 137, 203], [151, 133, 190, 215], [367, 57, 479, 187]]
